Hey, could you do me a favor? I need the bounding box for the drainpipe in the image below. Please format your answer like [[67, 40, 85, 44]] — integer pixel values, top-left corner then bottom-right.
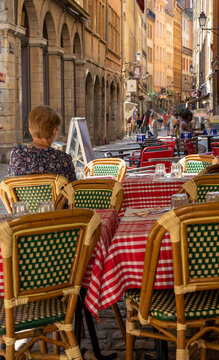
[[134, 0, 136, 60], [105, 0, 108, 55], [121, 0, 124, 70]]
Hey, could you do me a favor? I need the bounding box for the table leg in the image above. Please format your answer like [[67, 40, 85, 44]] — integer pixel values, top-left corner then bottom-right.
[[80, 288, 118, 360], [144, 328, 168, 360], [111, 303, 126, 343]]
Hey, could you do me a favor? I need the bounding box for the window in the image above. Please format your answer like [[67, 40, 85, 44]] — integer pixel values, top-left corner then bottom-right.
[[147, 46, 153, 63]]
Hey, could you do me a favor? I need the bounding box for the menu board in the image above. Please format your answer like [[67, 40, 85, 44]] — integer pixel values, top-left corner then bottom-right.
[[66, 117, 95, 167]]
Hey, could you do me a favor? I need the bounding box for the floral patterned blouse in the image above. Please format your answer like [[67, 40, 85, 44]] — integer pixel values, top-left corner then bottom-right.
[[8, 145, 77, 182]]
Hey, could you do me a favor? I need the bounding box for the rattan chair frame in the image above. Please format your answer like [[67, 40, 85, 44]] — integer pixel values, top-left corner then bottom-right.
[[56, 178, 124, 214], [199, 164, 219, 175], [0, 208, 101, 360], [126, 202, 219, 360], [179, 173, 219, 203], [178, 154, 216, 173], [0, 173, 69, 214], [84, 158, 127, 183], [56, 178, 126, 342]]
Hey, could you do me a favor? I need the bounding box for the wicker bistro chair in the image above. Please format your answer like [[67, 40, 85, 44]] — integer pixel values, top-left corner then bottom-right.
[[57, 178, 124, 214], [125, 202, 219, 360], [0, 173, 69, 214], [178, 154, 216, 174], [179, 174, 219, 203], [56, 178, 126, 342], [0, 208, 101, 360], [84, 158, 127, 183]]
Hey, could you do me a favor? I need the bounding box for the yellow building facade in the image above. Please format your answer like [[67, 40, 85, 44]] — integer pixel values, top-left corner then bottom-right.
[[123, 0, 146, 115], [172, 0, 182, 105], [146, 1, 155, 91], [153, 0, 168, 94], [181, 12, 193, 102]]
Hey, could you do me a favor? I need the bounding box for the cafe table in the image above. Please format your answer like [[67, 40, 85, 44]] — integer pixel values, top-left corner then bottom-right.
[[86, 207, 174, 313], [119, 173, 191, 217]]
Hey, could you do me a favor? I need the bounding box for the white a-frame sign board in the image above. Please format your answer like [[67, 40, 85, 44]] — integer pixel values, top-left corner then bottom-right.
[[66, 118, 95, 167]]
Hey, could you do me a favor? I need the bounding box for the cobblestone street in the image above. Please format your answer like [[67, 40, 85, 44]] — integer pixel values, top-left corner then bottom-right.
[[0, 137, 218, 359]]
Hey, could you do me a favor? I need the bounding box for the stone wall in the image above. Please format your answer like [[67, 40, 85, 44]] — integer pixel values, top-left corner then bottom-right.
[[0, 0, 123, 158]]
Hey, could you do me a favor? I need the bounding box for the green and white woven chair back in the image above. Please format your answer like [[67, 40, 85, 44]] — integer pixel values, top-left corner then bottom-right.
[[74, 189, 113, 209], [185, 161, 212, 173], [197, 184, 219, 202], [187, 223, 219, 280], [15, 185, 53, 213], [93, 164, 119, 179], [16, 227, 79, 294]]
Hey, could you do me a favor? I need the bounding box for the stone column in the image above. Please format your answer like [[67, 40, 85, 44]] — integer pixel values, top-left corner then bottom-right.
[[63, 54, 75, 134], [94, 80, 101, 145], [47, 46, 63, 124], [101, 80, 106, 144], [0, 25, 25, 159], [29, 38, 46, 108], [75, 59, 86, 117], [111, 84, 117, 141], [85, 76, 94, 144], [106, 81, 110, 144]]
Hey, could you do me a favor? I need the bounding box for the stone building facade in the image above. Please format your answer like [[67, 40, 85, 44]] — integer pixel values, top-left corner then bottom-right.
[[0, 0, 123, 157], [181, 10, 193, 102]]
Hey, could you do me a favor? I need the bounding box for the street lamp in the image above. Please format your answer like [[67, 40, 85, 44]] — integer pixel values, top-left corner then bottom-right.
[[198, 11, 219, 34]]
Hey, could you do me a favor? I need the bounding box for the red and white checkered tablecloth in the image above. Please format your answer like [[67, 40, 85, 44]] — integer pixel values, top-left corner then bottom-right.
[[85, 212, 173, 316], [119, 175, 188, 217], [0, 210, 119, 321]]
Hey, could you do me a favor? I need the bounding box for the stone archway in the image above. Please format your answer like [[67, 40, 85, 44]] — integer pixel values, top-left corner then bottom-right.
[[20, 3, 32, 140], [85, 73, 94, 144], [94, 76, 101, 145], [73, 33, 85, 117], [110, 81, 117, 141], [43, 11, 60, 113]]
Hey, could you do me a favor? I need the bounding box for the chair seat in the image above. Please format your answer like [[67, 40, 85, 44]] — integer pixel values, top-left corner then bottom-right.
[[0, 298, 66, 335], [125, 288, 219, 322]]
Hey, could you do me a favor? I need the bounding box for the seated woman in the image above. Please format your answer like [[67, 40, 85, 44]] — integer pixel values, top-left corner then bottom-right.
[[8, 105, 77, 182]]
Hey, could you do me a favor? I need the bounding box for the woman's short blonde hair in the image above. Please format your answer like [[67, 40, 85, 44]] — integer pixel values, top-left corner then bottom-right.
[[28, 105, 61, 139]]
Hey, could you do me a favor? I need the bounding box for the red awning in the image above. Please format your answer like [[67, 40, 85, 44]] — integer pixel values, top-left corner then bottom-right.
[[137, 0, 145, 12]]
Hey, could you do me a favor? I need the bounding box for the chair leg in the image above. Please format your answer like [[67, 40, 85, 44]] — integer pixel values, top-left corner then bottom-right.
[[111, 303, 126, 343], [40, 340, 47, 353], [75, 297, 83, 347], [176, 330, 186, 360], [53, 331, 60, 355], [6, 344, 15, 360], [200, 348, 207, 360], [126, 332, 135, 360]]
